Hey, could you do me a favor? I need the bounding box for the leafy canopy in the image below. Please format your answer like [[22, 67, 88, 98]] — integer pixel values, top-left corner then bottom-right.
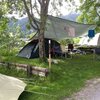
[[77, 0, 100, 32]]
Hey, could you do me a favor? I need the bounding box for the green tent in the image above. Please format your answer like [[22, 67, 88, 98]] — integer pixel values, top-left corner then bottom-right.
[[33, 15, 96, 40]]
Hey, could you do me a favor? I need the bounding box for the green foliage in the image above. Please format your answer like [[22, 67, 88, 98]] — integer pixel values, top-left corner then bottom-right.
[[59, 39, 67, 46], [77, 0, 100, 32], [0, 2, 8, 34], [6, 0, 24, 16], [0, 18, 25, 55], [0, 17, 9, 52], [0, 1, 22, 55], [26, 23, 31, 30], [59, 39, 74, 46], [73, 37, 80, 44], [26, 32, 36, 39], [0, 55, 100, 100], [0, 66, 26, 78], [66, 39, 74, 44], [0, 17, 8, 33], [0, 1, 8, 15]]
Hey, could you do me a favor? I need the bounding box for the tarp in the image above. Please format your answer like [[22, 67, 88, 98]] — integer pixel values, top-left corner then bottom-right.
[[79, 33, 100, 46], [34, 15, 96, 40], [88, 33, 100, 46], [78, 36, 89, 45], [0, 74, 26, 100]]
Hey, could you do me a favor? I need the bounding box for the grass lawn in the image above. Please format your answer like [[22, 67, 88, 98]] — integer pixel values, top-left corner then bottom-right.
[[0, 54, 100, 100]]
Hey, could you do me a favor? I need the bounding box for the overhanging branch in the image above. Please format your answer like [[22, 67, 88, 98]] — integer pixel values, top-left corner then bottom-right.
[[22, 0, 40, 31]]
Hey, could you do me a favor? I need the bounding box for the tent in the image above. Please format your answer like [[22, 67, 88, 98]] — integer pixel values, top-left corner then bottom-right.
[[18, 15, 96, 59], [18, 38, 61, 59], [79, 33, 100, 46], [88, 33, 100, 46], [33, 15, 96, 40], [78, 36, 89, 46], [0, 74, 26, 100]]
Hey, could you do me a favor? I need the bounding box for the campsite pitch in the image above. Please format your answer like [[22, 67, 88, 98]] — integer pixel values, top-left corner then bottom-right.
[[0, 54, 100, 100], [64, 78, 100, 100]]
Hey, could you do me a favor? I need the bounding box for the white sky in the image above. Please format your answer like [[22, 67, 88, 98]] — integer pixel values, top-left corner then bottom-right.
[[7, 0, 81, 19], [48, 0, 81, 16]]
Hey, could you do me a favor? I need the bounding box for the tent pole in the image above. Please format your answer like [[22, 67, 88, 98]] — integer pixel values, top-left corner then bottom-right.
[[49, 40, 51, 72]]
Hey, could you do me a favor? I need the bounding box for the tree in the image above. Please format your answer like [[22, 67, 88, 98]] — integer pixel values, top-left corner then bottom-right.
[[0, 19, 24, 56], [5, 0, 64, 61], [21, 0, 50, 61], [77, 0, 100, 32], [0, 1, 24, 55], [1, 0, 74, 61], [0, 1, 9, 48]]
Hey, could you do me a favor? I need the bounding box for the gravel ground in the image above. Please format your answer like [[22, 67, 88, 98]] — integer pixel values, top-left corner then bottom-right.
[[64, 78, 100, 100]]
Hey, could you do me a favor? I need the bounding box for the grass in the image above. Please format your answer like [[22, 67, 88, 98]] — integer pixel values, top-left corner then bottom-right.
[[0, 54, 100, 100], [0, 55, 48, 68]]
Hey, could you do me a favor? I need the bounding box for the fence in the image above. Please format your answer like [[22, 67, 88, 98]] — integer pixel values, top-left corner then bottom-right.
[[0, 62, 49, 77]]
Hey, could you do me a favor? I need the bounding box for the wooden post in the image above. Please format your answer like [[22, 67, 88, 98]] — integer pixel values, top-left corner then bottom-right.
[[7, 62, 10, 69], [27, 65, 32, 77], [49, 40, 51, 71]]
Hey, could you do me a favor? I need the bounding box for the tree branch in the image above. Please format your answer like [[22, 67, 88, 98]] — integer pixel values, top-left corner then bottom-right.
[[22, 0, 40, 31], [38, 0, 42, 5], [29, 0, 33, 15], [34, 0, 40, 16]]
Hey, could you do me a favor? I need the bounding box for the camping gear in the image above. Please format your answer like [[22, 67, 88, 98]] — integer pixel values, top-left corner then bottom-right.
[[88, 33, 100, 46], [79, 33, 100, 46], [32, 15, 96, 40], [0, 74, 26, 100], [88, 30, 95, 38], [18, 15, 96, 59], [68, 44, 74, 52], [18, 38, 61, 59]]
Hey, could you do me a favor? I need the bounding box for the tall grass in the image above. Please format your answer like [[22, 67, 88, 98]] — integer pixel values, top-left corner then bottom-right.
[[0, 54, 100, 100]]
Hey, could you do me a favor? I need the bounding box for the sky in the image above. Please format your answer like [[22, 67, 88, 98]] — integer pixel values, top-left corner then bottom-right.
[[49, 0, 81, 16], [7, 0, 81, 19]]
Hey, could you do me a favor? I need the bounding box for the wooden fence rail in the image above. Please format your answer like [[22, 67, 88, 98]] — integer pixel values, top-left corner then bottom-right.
[[0, 62, 49, 77]]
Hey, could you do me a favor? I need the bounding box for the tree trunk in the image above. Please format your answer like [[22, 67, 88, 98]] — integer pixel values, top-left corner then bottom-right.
[[38, 0, 50, 61], [38, 27, 45, 61], [22, 0, 50, 61]]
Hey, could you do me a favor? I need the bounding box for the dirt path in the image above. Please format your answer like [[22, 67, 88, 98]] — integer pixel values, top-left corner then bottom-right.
[[64, 78, 100, 100]]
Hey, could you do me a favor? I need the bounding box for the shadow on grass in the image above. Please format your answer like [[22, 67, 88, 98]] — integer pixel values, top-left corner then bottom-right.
[[18, 91, 35, 100], [18, 91, 55, 100]]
